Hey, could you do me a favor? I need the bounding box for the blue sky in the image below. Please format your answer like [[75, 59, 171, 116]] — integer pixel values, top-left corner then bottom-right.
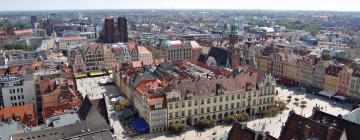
[[0, 0, 358, 11]]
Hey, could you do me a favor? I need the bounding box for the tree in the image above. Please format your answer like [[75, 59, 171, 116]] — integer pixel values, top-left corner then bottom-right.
[[322, 54, 332, 61], [168, 123, 187, 134], [196, 119, 215, 129], [3, 44, 33, 51], [224, 115, 237, 124], [237, 112, 250, 122], [348, 61, 360, 69]]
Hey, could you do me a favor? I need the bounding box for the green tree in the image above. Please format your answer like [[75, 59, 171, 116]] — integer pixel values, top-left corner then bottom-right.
[[237, 112, 250, 122], [168, 123, 187, 134], [196, 119, 215, 129], [322, 53, 332, 61], [3, 44, 33, 51]]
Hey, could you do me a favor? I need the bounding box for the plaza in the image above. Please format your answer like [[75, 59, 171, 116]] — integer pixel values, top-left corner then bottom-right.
[[76, 76, 352, 140]]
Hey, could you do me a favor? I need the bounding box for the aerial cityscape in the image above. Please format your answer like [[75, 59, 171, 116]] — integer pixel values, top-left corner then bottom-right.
[[1, 0, 360, 140]]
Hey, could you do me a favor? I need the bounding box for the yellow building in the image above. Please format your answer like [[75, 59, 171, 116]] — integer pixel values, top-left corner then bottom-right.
[[323, 74, 339, 92], [258, 57, 269, 73], [282, 62, 300, 81], [323, 65, 342, 92]]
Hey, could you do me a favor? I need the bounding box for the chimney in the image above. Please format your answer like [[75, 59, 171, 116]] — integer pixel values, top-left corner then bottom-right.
[[303, 125, 311, 138], [327, 127, 335, 140], [254, 131, 259, 140]]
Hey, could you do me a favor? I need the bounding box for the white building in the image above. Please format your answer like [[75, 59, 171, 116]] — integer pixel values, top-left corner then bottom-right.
[[0, 74, 36, 108], [58, 36, 90, 50]]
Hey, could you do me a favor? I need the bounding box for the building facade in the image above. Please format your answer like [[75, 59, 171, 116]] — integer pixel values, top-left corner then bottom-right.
[[0, 74, 36, 108], [58, 36, 89, 50], [338, 66, 353, 96], [349, 68, 360, 100], [313, 60, 326, 89], [323, 65, 342, 92], [166, 73, 276, 128]]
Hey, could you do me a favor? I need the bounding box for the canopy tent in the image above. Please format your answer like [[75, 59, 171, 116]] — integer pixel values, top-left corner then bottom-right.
[[116, 96, 125, 101], [132, 118, 149, 132], [333, 95, 347, 101], [111, 98, 118, 102], [318, 90, 336, 99]]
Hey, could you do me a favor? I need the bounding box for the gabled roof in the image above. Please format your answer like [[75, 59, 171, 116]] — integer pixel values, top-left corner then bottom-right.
[[311, 109, 360, 139], [78, 96, 93, 120], [280, 111, 344, 140], [228, 122, 278, 140]]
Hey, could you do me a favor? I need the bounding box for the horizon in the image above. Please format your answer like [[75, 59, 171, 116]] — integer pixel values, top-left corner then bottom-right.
[[1, 0, 359, 12]]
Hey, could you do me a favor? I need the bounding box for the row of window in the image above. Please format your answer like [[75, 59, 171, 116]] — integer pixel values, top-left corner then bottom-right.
[[20, 132, 64, 140], [169, 93, 254, 109], [10, 95, 24, 101], [9, 88, 23, 94], [11, 101, 25, 107], [169, 97, 274, 119]]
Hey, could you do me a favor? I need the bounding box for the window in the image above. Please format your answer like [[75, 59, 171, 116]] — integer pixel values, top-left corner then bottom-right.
[[169, 113, 173, 118], [194, 109, 198, 114], [242, 101, 245, 107], [213, 106, 217, 112], [13, 89, 15, 93], [182, 111, 185, 117], [213, 97, 217, 103], [201, 99, 204, 105], [237, 94, 240, 99], [231, 95, 234, 100], [201, 108, 204, 113], [271, 97, 274, 103], [175, 112, 179, 117], [195, 100, 198, 105], [17, 89, 20, 92], [21, 95, 24, 99], [219, 105, 223, 110], [231, 103, 234, 109], [182, 102, 185, 107], [237, 102, 240, 108], [169, 103, 173, 109], [175, 103, 178, 108], [9, 89, 12, 94], [253, 100, 256, 105], [207, 107, 210, 112], [225, 104, 228, 110], [188, 110, 192, 116], [188, 101, 192, 106], [226, 95, 229, 101], [207, 98, 211, 104], [220, 96, 223, 102]]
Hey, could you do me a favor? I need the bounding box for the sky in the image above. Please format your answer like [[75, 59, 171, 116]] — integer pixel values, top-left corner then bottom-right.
[[0, 0, 359, 11]]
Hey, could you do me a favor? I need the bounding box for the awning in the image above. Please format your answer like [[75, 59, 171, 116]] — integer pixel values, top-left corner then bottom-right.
[[111, 98, 118, 102], [319, 90, 336, 98], [107, 69, 113, 74], [333, 95, 347, 101], [75, 73, 87, 79], [89, 70, 105, 76], [132, 118, 149, 132]]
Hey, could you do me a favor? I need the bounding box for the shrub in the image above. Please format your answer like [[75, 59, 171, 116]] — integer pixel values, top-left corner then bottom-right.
[[197, 119, 215, 129], [237, 112, 250, 122], [294, 98, 299, 101]]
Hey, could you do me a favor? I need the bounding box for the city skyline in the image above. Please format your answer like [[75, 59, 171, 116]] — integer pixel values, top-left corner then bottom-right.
[[1, 0, 359, 12]]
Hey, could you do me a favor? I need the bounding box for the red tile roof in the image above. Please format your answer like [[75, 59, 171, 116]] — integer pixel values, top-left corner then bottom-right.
[[60, 36, 87, 41], [0, 104, 37, 126], [228, 122, 278, 140], [280, 111, 344, 140], [42, 101, 82, 119], [13, 29, 33, 36]]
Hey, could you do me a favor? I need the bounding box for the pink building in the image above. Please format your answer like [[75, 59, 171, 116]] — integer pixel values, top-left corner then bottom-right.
[[337, 66, 353, 96]]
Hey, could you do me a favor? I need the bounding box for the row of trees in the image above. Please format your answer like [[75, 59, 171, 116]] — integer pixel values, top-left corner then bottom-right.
[[3, 44, 34, 51], [0, 20, 31, 30], [263, 100, 288, 117]]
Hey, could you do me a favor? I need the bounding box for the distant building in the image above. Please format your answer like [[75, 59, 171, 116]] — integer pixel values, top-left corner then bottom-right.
[[159, 40, 192, 62], [324, 65, 343, 92], [0, 104, 37, 127], [2, 50, 37, 67], [58, 36, 89, 51], [31, 16, 38, 29], [118, 17, 128, 42], [104, 18, 115, 43]]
